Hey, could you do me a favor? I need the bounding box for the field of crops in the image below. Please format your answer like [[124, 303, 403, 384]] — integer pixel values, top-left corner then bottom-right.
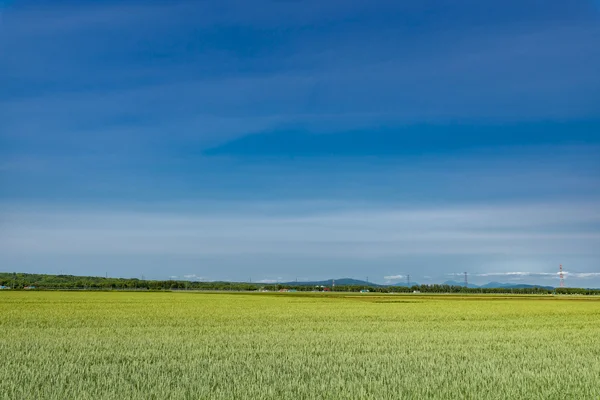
[[1, 292, 599, 399]]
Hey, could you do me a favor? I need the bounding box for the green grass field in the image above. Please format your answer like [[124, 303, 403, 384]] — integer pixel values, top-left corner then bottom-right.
[[1, 292, 599, 399]]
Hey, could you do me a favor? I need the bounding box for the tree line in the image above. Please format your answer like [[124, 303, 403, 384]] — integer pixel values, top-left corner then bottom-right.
[[1, 272, 599, 295]]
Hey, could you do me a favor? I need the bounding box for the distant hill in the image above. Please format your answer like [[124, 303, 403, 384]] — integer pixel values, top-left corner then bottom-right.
[[276, 278, 555, 289], [442, 280, 554, 290], [479, 281, 554, 290], [285, 278, 422, 287], [282, 278, 378, 287]]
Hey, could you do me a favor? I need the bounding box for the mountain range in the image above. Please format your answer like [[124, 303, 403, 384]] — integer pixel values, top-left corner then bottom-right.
[[281, 278, 374, 287], [442, 280, 554, 290], [281, 278, 554, 290]]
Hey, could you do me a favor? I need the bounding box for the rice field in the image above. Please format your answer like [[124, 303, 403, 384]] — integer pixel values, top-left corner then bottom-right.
[[1, 291, 599, 399]]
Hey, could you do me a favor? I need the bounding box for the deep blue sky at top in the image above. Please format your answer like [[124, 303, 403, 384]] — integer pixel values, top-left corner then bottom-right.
[[0, 0, 599, 284]]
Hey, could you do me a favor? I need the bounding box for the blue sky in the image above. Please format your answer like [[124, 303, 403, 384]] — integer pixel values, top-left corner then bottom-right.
[[1, 0, 599, 286]]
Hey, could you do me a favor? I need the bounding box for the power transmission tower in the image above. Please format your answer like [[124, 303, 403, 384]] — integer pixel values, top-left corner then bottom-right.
[[464, 272, 468, 287], [407, 274, 410, 287], [559, 264, 564, 288]]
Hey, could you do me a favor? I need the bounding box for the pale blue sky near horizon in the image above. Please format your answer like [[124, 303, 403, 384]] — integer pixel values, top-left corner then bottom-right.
[[1, 0, 599, 286]]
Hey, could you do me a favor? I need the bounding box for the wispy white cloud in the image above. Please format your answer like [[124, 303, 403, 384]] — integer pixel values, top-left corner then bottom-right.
[[384, 275, 405, 281], [257, 279, 282, 284], [475, 272, 557, 277], [183, 274, 205, 281], [475, 271, 600, 280], [571, 272, 600, 278], [565, 272, 600, 279]]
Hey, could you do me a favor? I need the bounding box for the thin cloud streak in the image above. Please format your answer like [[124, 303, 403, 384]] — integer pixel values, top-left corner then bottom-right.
[[1, 201, 598, 258], [475, 271, 600, 279], [573, 272, 600, 278], [257, 279, 282, 284], [182, 274, 205, 281], [384, 275, 405, 281], [475, 272, 557, 277]]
